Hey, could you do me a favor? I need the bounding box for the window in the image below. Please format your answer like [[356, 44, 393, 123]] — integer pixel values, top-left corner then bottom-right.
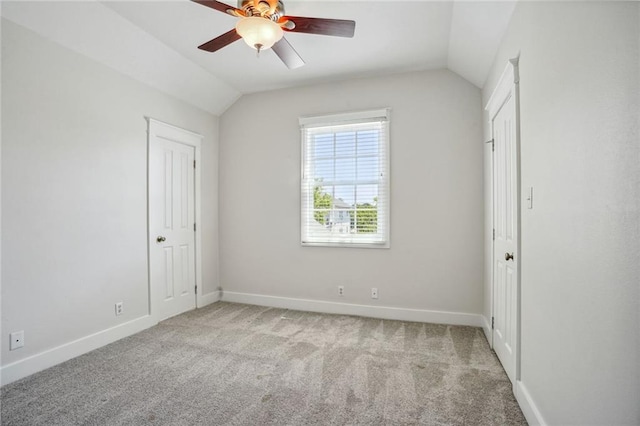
[[300, 109, 390, 247]]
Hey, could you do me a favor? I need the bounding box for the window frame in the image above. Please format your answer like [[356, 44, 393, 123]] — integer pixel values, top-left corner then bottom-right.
[[300, 108, 391, 248]]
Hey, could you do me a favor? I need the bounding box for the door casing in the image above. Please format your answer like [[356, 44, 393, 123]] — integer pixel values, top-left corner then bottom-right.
[[146, 117, 203, 321], [485, 57, 521, 385]]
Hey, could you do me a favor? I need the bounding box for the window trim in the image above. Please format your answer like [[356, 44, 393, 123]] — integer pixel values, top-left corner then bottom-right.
[[300, 108, 391, 248]]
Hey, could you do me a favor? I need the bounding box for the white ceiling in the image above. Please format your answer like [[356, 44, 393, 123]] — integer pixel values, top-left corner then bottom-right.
[[1, 1, 516, 116]]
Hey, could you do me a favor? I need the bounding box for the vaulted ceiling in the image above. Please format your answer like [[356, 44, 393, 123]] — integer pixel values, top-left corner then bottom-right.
[[2, 1, 516, 115]]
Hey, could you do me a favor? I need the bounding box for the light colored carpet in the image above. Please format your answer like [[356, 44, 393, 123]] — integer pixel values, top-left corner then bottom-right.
[[1, 302, 527, 425]]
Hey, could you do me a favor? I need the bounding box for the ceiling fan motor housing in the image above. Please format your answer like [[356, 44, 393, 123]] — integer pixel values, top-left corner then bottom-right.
[[194, 0, 356, 69], [238, 0, 285, 21]]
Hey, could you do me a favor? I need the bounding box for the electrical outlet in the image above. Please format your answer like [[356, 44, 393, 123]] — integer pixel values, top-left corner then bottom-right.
[[371, 288, 379, 299], [115, 302, 124, 316], [10, 331, 24, 351], [338, 286, 344, 296]]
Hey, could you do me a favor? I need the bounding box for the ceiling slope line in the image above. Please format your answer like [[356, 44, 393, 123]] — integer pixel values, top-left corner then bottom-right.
[[2, 1, 240, 116]]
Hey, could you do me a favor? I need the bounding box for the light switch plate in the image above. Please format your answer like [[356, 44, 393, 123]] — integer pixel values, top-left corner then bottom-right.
[[526, 187, 534, 209]]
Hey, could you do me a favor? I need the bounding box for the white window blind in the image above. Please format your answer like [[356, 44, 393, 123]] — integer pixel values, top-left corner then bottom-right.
[[300, 109, 390, 247]]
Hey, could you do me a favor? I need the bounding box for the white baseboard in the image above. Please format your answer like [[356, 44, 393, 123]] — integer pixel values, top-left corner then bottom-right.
[[0, 315, 156, 386], [481, 315, 492, 347], [221, 291, 483, 327], [198, 290, 221, 308], [515, 380, 547, 426]]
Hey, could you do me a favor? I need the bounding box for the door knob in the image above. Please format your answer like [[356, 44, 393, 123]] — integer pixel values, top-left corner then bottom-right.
[[505, 252, 514, 261], [156, 236, 166, 243]]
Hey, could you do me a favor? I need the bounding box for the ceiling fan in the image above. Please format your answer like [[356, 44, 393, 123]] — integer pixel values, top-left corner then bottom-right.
[[192, 0, 356, 69]]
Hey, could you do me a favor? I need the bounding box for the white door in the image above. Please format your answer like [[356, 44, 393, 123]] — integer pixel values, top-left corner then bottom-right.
[[148, 122, 197, 321], [491, 90, 519, 384]]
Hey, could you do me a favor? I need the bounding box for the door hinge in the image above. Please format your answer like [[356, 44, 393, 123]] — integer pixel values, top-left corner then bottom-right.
[[492, 229, 495, 240], [491, 317, 495, 330], [194, 223, 196, 232], [193, 160, 196, 169], [195, 285, 197, 294], [486, 139, 494, 152]]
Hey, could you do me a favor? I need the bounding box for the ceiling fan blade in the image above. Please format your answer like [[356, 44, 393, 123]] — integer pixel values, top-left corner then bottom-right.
[[272, 37, 305, 69], [192, 0, 243, 17], [198, 29, 242, 52], [281, 16, 356, 38]]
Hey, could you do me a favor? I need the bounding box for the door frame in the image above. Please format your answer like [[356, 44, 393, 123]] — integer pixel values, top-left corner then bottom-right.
[[485, 57, 522, 383], [146, 117, 203, 321]]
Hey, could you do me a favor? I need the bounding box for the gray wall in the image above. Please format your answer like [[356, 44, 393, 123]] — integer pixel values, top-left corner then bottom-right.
[[1, 20, 220, 366], [219, 69, 484, 314], [483, 2, 639, 424]]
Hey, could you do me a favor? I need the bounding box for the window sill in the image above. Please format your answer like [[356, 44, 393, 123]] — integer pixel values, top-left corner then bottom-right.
[[301, 241, 390, 249]]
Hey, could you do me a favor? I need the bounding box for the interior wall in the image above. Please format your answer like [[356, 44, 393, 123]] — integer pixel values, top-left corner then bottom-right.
[[483, 2, 639, 424], [219, 69, 483, 315], [1, 20, 220, 368]]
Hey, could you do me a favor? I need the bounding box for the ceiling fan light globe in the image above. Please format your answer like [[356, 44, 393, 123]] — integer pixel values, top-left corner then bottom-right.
[[235, 17, 283, 51]]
